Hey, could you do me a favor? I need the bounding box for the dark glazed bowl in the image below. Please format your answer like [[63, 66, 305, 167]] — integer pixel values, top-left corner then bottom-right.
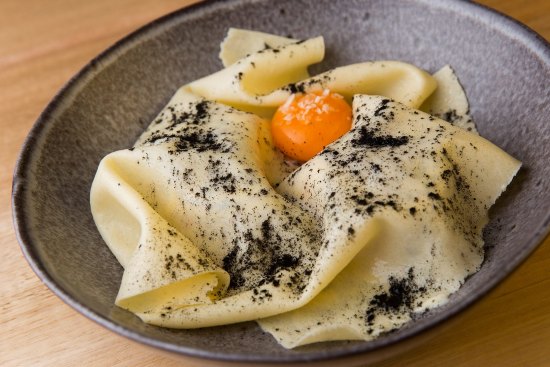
[[12, 0, 550, 365]]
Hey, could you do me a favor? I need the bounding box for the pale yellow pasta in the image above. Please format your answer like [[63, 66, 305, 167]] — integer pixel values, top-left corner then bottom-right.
[[185, 29, 436, 116], [91, 89, 378, 327], [90, 29, 520, 348], [421, 65, 476, 133], [219, 28, 299, 67], [258, 95, 519, 347]]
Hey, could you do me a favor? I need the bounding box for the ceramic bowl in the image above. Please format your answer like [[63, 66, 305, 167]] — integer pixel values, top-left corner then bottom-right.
[[12, 0, 550, 365]]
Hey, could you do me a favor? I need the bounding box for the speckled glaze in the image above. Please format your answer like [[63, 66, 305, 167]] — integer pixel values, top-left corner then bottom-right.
[[12, 0, 550, 365]]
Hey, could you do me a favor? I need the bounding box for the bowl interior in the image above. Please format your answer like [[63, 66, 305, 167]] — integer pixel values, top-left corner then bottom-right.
[[13, 0, 550, 363]]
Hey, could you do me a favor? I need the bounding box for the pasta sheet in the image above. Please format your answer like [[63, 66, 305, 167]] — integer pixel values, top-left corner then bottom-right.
[[186, 30, 437, 116]]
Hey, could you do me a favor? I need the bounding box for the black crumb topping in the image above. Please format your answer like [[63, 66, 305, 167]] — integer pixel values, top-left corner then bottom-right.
[[428, 192, 442, 200], [221, 217, 316, 296], [373, 98, 390, 116], [283, 73, 333, 95], [365, 268, 427, 333], [441, 109, 459, 123], [174, 131, 225, 153], [142, 100, 235, 154], [351, 126, 409, 148], [285, 83, 305, 94]]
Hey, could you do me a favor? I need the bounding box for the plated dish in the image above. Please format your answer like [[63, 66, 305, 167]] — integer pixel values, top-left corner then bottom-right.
[[90, 28, 520, 349], [13, 0, 550, 365]]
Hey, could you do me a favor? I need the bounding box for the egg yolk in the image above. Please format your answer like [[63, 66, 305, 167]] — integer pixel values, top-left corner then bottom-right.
[[271, 89, 352, 162]]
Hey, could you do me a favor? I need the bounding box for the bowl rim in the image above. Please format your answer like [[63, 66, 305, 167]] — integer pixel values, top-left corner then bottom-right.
[[11, 0, 550, 364]]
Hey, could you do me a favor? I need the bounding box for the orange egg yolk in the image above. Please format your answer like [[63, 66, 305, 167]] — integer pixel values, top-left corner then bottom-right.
[[271, 90, 352, 162]]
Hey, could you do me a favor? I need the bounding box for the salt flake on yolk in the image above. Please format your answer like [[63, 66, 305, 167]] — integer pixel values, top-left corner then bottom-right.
[[271, 89, 352, 162]]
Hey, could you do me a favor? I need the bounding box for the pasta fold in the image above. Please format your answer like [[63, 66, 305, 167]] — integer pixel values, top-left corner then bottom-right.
[[258, 95, 519, 347], [186, 30, 436, 115]]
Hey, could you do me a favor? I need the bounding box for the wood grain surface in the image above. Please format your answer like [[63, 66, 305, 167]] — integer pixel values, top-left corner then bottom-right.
[[1, 1, 549, 366]]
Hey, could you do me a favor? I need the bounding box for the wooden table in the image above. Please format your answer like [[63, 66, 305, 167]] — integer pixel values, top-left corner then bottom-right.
[[1, 1, 549, 366]]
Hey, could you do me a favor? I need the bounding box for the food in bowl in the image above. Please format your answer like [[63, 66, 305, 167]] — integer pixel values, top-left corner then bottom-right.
[[90, 29, 520, 348]]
